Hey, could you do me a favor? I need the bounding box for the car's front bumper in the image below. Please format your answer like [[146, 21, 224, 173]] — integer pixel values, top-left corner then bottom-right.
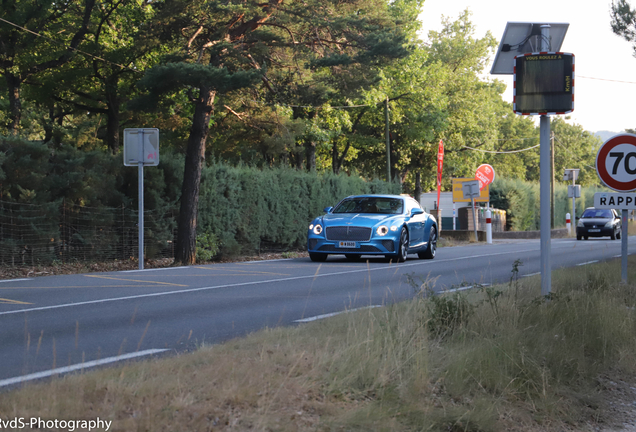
[[576, 226, 615, 237], [307, 236, 398, 255]]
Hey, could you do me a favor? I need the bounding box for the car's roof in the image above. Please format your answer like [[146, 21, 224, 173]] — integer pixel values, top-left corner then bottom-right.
[[342, 194, 407, 199]]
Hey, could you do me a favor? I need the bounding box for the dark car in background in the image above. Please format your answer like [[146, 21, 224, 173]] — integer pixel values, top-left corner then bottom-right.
[[576, 207, 622, 240]]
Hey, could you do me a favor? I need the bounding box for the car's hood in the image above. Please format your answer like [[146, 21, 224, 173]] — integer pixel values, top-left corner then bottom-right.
[[580, 217, 612, 224], [320, 213, 399, 227]]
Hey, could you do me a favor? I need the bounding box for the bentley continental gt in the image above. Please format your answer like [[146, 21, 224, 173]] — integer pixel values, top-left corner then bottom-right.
[[307, 194, 438, 262]]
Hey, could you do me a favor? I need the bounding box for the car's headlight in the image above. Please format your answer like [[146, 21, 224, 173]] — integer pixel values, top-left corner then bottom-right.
[[390, 225, 399, 231], [312, 224, 323, 235], [376, 225, 389, 236], [577, 220, 584, 227], [605, 220, 614, 227]]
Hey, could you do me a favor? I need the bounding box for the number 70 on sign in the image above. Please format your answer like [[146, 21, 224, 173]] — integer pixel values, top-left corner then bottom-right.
[[596, 134, 636, 192]]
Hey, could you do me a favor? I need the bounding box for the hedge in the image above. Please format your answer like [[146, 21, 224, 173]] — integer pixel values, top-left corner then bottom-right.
[[490, 178, 609, 231], [197, 164, 400, 255]]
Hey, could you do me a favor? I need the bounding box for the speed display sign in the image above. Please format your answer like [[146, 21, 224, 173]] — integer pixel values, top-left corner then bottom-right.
[[596, 134, 636, 192]]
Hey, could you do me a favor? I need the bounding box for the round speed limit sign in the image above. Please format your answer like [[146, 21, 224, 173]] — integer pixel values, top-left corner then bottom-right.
[[596, 134, 636, 192]]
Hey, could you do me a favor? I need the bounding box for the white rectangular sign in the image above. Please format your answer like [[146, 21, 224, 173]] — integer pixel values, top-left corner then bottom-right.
[[594, 192, 636, 209], [462, 180, 480, 199], [568, 185, 581, 198], [123, 128, 159, 166]]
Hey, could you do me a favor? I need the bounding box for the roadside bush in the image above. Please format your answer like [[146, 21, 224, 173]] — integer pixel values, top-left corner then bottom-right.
[[197, 164, 400, 256], [490, 178, 609, 231]]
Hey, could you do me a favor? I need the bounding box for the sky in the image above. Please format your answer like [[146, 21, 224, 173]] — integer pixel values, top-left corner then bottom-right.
[[418, 0, 636, 134]]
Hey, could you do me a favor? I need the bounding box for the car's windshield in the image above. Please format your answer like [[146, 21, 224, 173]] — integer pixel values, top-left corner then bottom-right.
[[581, 209, 613, 218], [333, 197, 404, 214]]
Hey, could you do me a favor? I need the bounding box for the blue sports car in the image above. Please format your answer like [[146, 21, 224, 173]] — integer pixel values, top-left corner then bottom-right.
[[307, 194, 438, 262]]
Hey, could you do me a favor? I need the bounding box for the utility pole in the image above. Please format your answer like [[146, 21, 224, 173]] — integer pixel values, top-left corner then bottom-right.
[[385, 97, 390, 183], [539, 24, 552, 296], [551, 131, 555, 229]]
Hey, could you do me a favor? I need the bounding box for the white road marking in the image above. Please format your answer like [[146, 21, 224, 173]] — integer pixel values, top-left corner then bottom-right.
[[121, 266, 191, 273], [0, 349, 169, 388], [445, 283, 490, 293], [242, 258, 294, 264], [523, 272, 541, 278], [294, 305, 382, 323], [576, 260, 599, 266], [0, 278, 30, 283]]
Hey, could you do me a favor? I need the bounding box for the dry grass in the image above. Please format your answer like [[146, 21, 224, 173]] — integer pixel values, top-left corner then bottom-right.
[[2, 256, 636, 431]]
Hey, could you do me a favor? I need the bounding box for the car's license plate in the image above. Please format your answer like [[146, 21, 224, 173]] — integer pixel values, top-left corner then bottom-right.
[[338, 241, 357, 248], [589, 229, 601, 232]]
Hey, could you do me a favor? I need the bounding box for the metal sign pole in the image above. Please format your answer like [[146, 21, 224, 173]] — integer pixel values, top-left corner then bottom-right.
[[572, 174, 576, 226], [471, 197, 478, 242], [540, 114, 551, 296], [138, 129, 144, 270], [539, 25, 552, 297], [622, 209, 628, 283]]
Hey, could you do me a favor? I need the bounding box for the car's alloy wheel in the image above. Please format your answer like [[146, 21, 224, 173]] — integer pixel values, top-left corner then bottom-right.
[[418, 226, 437, 259], [386, 227, 408, 263], [309, 252, 328, 262]]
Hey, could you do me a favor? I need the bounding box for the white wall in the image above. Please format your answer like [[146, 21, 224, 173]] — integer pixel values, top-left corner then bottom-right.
[[419, 192, 470, 218]]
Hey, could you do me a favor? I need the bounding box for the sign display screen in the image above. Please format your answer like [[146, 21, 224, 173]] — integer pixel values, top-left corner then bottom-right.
[[514, 53, 574, 115]]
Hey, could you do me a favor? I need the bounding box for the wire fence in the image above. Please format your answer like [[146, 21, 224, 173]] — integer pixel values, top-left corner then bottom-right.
[[0, 200, 177, 266]]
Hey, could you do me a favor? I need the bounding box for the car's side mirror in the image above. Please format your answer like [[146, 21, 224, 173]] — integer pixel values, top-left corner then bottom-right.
[[324, 207, 333, 213], [411, 208, 424, 216]]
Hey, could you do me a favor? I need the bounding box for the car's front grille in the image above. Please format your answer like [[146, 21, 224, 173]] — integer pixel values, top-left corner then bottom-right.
[[325, 226, 372, 241], [318, 245, 381, 253], [582, 222, 605, 227], [382, 240, 394, 252], [307, 239, 318, 250]]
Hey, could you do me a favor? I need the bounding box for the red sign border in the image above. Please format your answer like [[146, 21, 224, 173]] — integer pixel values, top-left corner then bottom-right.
[[596, 134, 636, 192]]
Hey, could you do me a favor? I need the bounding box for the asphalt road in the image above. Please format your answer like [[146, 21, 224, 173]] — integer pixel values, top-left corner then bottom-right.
[[1, 236, 634, 387]]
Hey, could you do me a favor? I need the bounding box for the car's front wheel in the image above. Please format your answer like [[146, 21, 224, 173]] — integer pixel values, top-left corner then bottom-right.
[[309, 253, 328, 262], [418, 226, 437, 259], [386, 227, 408, 263]]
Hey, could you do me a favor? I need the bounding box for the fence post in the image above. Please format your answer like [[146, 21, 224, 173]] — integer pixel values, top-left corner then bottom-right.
[[566, 212, 571, 234]]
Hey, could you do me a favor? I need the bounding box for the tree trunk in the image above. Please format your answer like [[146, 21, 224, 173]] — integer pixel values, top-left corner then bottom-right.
[[305, 141, 316, 171], [175, 87, 215, 264], [294, 149, 303, 170], [332, 143, 340, 174], [414, 172, 422, 203], [105, 80, 120, 154], [5, 73, 21, 134]]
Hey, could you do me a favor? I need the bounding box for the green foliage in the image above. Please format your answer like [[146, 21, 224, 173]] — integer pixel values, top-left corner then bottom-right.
[[425, 290, 473, 337], [195, 232, 220, 262], [489, 177, 609, 231], [0, 137, 182, 264], [197, 163, 399, 256]]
